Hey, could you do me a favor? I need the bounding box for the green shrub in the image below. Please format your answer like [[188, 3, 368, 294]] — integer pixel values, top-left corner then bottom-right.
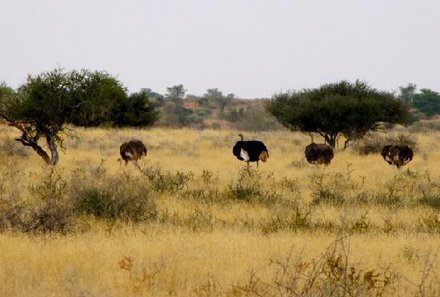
[[228, 168, 279, 205], [70, 167, 157, 222], [136, 164, 193, 193]]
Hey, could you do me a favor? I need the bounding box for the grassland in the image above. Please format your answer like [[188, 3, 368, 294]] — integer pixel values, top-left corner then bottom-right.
[[1, 125, 440, 296]]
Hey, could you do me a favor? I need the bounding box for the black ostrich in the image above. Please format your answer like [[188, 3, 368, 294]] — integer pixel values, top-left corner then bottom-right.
[[119, 139, 148, 165], [232, 133, 269, 166]]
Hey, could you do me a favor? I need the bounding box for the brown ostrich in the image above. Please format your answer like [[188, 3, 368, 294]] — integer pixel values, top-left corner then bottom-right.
[[304, 143, 334, 165], [119, 139, 147, 165], [381, 144, 413, 169]]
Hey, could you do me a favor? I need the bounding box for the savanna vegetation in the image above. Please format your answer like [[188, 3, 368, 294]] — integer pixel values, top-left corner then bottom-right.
[[3, 69, 440, 296], [1, 124, 440, 296]]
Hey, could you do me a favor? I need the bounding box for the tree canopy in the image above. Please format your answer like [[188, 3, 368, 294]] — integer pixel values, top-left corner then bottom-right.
[[267, 81, 411, 148], [112, 91, 159, 127]]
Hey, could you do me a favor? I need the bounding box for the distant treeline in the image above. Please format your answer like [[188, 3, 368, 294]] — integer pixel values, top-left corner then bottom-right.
[[0, 68, 439, 166], [0, 69, 439, 132]]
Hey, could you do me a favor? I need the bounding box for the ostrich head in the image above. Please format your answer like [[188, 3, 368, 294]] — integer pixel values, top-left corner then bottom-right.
[[238, 133, 244, 141]]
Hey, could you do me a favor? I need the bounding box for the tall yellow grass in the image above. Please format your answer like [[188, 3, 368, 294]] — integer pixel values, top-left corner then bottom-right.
[[1, 125, 440, 296]]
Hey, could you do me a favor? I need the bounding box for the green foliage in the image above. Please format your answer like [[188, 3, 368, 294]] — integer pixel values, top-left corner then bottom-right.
[[162, 84, 201, 127], [399, 83, 440, 118], [112, 91, 159, 127], [0, 83, 15, 105], [412, 89, 440, 117], [399, 83, 417, 105], [1, 69, 79, 164], [136, 164, 194, 193], [267, 81, 411, 148], [68, 70, 127, 127], [11, 69, 74, 134], [165, 84, 186, 103]]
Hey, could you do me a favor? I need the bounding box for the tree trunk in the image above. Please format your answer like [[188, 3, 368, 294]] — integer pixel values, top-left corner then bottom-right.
[[15, 133, 51, 164], [1, 113, 60, 165], [46, 133, 59, 166]]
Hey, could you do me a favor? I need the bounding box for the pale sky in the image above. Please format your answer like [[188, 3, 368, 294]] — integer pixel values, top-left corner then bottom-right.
[[1, 0, 439, 98]]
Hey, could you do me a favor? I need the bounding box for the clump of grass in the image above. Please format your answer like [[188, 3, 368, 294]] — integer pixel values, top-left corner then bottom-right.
[[260, 207, 312, 234], [184, 209, 216, 232], [157, 208, 216, 232], [228, 167, 280, 205], [310, 164, 365, 206], [347, 212, 371, 234], [401, 245, 420, 264], [417, 213, 440, 234], [180, 170, 222, 204], [0, 137, 30, 157], [375, 170, 439, 209]]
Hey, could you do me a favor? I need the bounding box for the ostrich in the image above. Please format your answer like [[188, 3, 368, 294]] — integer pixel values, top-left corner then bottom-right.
[[305, 143, 334, 165], [232, 133, 269, 166], [119, 139, 147, 165], [381, 144, 413, 169]]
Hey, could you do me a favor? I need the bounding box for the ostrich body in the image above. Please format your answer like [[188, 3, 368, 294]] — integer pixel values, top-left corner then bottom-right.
[[381, 144, 413, 169], [305, 143, 334, 165], [232, 134, 269, 166], [120, 139, 147, 165]]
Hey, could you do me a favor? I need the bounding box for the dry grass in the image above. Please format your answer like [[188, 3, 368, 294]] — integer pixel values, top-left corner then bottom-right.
[[1, 125, 440, 296]]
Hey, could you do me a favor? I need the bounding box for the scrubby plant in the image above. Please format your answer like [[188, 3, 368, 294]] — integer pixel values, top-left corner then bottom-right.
[[228, 167, 280, 205], [70, 167, 157, 222], [310, 165, 364, 206], [136, 164, 194, 193], [235, 235, 395, 297]]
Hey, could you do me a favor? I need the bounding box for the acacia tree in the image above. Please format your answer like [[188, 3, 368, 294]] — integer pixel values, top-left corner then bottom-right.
[[162, 84, 194, 126], [0, 69, 129, 165], [0, 69, 74, 165], [166, 84, 186, 108], [203, 88, 234, 112], [267, 81, 411, 149]]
